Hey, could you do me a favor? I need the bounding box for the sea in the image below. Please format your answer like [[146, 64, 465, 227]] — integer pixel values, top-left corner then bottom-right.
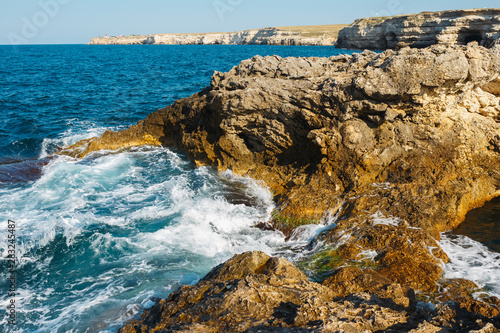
[[0, 45, 498, 333]]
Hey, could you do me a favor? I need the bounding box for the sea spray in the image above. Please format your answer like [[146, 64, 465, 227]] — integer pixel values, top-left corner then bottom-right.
[[1, 44, 499, 332], [440, 233, 500, 298], [0, 147, 284, 331]]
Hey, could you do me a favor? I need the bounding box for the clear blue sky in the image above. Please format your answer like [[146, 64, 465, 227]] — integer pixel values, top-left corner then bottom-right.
[[1, 0, 499, 44]]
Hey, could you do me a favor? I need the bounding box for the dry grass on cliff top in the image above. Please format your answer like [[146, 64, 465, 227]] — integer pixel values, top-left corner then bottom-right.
[[277, 24, 349, 38]]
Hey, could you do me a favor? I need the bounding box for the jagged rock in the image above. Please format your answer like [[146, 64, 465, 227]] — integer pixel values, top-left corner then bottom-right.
[[336, 8, 500, 50], [470, 323, 500, 333], [119, 251, 499, 332], [62, 44, 500, 304], [323, 267, 416, 310], [88, 27, 337, 46], [118, 252, 410, 332]]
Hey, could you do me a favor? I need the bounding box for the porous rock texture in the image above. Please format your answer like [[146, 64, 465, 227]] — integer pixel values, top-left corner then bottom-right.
[[336, 8, 500, 50], [119, 252, 499, 332], [61, 44, 500, 329]]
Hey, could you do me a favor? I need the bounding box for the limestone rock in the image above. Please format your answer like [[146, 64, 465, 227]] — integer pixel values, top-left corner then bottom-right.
[[61, 44, 500, 299], [337, 8, 500, 50], [323, 267, 416, 310], [89, 27, 337, 46], [119, 251, 500, 332], [119, 252, 409, 332]]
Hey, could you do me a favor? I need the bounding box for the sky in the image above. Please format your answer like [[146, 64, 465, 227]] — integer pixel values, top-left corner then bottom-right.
[[1, 0, 499, 44]]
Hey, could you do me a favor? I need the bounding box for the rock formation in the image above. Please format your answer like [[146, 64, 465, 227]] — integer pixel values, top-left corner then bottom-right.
[[61, 43, 500, 330], [119, 251, 499, 332], [88, 27, 337, 46], [336, 8, 500, 50]]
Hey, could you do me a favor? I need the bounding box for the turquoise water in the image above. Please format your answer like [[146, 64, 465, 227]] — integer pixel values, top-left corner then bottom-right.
[[0, 45, 353, 332]]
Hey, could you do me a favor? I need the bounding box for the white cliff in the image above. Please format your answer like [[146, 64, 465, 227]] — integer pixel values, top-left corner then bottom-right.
[[89, 28, 337, 46], [336, 8, 500, 50]]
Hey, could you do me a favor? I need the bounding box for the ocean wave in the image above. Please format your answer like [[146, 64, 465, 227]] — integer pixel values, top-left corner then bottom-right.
[[0, 145, 287, 331]]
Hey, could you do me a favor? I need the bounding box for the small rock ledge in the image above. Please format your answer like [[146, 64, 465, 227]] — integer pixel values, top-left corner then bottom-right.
[[119, 251, 499, 332]]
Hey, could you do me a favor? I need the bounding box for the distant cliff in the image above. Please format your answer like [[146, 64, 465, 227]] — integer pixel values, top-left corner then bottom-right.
[[89, 26, 343, 46], [337, 8, 500, 50]]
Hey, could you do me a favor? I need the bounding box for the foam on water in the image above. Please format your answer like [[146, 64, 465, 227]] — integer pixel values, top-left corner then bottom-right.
[[2, 144, 498, 332], [39, 122, 119, 159], [371, 211, 401, 227], [3, 44, 499, 331], [440, 233, 500, 298], [0, 145, 291, 332]]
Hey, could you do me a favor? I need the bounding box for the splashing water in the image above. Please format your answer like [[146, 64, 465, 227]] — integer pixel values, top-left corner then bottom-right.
[[0, 146, 286, 332]]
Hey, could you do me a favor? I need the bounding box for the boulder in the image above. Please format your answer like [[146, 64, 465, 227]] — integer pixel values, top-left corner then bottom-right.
[[119, 252, 500, 332]]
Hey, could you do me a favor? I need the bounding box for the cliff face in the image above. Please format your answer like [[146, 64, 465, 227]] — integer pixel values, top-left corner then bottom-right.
[[62, 44, 500, 330], [337, 8, 500, 50], [88, 27, 336, 46]]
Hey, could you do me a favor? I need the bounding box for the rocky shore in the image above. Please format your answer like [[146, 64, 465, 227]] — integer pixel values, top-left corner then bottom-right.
[[61, 43, 500, 331], [336, 8, 500, 50], [88, 27, 340, 46]]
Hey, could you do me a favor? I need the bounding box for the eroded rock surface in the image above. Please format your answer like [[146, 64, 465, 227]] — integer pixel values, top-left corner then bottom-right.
[[62, 44, 500, 323], [336, 8, 500, 50], [119, 252, 499, 332]]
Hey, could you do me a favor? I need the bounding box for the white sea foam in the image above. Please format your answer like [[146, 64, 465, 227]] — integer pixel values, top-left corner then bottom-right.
[[357, 249, 379, 261], [371, 211, 401, 227], [0, 145, 292, 332], [39, 122, 117, 158], [1, 136, 358, 332], [440, 233, 500, 297]]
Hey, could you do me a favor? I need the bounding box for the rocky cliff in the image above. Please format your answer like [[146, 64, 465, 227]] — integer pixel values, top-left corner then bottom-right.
[[61, 43, 500, 331], [337, 8, 500, 50], [88, 27, 337, 46]]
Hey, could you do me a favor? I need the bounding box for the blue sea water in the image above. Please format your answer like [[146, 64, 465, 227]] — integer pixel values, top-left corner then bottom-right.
[[0, 45, 498, 332]]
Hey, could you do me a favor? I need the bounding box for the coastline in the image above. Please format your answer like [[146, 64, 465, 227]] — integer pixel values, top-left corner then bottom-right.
[[62, 42, 500, 332], [87, 25, 346, 46], [337, 8, 500, 50], [4, 3, 500, 331]]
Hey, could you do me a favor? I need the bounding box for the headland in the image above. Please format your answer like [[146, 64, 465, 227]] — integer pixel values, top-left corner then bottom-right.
[[74, 7, 500, 332]]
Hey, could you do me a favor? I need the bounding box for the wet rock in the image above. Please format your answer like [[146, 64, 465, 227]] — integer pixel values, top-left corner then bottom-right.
[[323, 266, 416, 310], [119, 251, 499, 332], [119, 252, 409, 332]]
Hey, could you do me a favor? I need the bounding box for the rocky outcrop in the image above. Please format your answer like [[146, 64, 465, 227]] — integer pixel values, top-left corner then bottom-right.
[[62, 44, 500, 324], [119, 251, 499, 332], [88, 27, 337, 46], [337, 8, 500, 50]]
